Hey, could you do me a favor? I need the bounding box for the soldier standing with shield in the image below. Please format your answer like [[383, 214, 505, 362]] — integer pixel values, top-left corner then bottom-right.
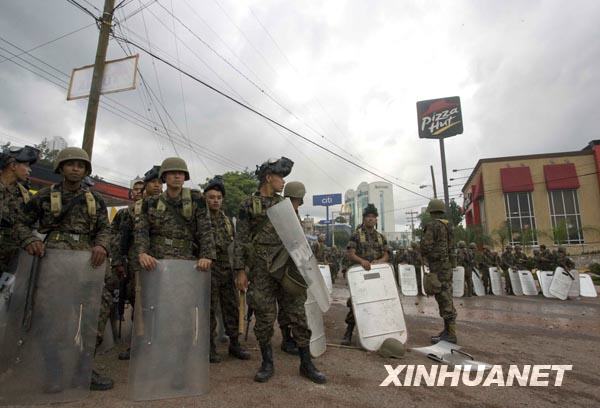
[[233, 158, 326, 384]]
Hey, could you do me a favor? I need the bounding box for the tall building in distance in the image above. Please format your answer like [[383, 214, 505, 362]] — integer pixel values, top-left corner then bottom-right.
[[344, 181, 395, 237]]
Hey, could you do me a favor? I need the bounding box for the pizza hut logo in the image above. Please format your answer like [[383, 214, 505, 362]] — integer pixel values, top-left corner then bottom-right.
[[416, 97, 463, 139]]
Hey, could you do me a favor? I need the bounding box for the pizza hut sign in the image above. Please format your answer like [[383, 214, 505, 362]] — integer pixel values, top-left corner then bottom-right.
[[416, 96, 463, 139]]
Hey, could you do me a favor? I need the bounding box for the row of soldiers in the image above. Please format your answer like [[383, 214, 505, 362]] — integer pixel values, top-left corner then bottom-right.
[[1, 147, 326, 394]]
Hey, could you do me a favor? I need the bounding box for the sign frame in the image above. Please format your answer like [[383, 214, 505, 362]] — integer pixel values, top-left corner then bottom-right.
[[416, 96, 463, 139]]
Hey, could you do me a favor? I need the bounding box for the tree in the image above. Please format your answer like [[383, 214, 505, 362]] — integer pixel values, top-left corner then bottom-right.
[[200, 171, 258, 217], [454, 225, 493, 247], [31, 138, 61, 167], [492, 221, 511, 250], [447, 199, 464, 227]]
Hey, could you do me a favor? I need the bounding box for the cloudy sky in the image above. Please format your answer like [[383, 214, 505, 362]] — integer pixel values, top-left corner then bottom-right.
[[1, 0, 599, 230]]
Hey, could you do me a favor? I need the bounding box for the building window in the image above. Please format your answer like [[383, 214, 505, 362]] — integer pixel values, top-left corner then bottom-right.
[[548, 190, 584, 244], [504, 192, 538, 245]]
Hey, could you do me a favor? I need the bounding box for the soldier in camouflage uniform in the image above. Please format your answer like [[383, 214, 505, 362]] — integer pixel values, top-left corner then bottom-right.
[[556, 246, 575, 270], [400, 242, 424, 296], [312, 234, 329, 264], [204, 175, 250, 363], [420, 199, 457, 344], [233, 158, 326, 384], [15, 147, 114, 392], [0, 146, 38, 274], [539, 244, 556, 271], [342, 203, 389, 346], [532, 249, 542, 270], [514, 245, 529, 270], [501, 245, 515, 295], [135, 157, 216, 389], [456, 241, 473, 297], [330, 245, 340, 283]]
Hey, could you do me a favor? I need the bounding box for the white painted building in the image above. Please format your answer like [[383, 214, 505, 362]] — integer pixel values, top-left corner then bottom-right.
[[344, 181, 395, 234]]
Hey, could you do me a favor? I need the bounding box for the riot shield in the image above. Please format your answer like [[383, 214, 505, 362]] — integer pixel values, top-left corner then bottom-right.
[[489, 267, 504, 295], [452, 267, 465, 297], [549, 267, 574, 300], [508, 268, 523, 296], [568, 270, 580, 298], [579, 273, 598, 298], [347, 263, 407, 351], [305, 290, 326, 357], [398, 265, 418, 296], [471, 268, 486, 296], [537, 271, 555, 298], [412, 342, 492, 372], [0, 249, 105, 406], [319, 264, 333, 295], [518, 270, 538, 296], [128, 259, 209, 401], [267, 199, 331, 312], [0, 272, 16, 333]]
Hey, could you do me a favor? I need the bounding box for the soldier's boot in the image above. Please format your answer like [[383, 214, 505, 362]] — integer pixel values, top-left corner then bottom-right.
[[90, 369, 114, 391], [431, 320, 457, 344], [431, 320, 449, 344], [254, 343, 274, 383], [341, 323, 354, 346], [118, 347, 130, 361], [210, 338, 222, 363], [298, 346, 327, 384], [228, 336, 251, 360], [280, 326, 299, 355]]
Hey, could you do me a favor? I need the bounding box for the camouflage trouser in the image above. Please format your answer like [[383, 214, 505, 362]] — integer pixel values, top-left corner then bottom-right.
[[463, 265, 473, 296], [277, 282, 308, 333], [248, 256, 311, 347], [415, 264, 423, 294], [503, 268, 513, 295], [480, 266, 491, 294], [431, 264, 456, 323], [210, 262, 240, 341], [345, 297, 355, 326], [96, 263, 119, 347]]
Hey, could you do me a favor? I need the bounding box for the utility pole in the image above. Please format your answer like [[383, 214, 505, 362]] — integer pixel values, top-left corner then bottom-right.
[[439, 139, 450, 211], [405, 210, 418, 241], [429, 165, 438, 198], [81, 0, 116, 159]]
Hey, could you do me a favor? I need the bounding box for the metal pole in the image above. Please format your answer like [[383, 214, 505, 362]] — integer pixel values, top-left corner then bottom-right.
[[81, 0, 116, 159], [439, 138, 450, 211], [430, 165, 438, 198], [326, 205, 330, 246]]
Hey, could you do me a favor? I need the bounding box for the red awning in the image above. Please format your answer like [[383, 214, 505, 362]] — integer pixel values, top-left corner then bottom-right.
[[543, 163, 580, 190], [500, 167, 533, 193], [472, 173, 484, 200], [93, 181, 131, 200]]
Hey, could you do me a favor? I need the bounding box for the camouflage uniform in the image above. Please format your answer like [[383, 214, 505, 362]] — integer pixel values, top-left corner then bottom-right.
[[514, 249, 529, 270], [475, 249, 492, 294], [540, 247, 556, 270], [233, 193, 311, 348], [456, 246, 473, 297], [208, 210, 240, 344], [556, 249, 575, 270], [500, 248, 515, 295], [420, 217, 456, 328], [345, 225, 389, 326], [312, 241, 329, 264], [0, 182, 29, 273]]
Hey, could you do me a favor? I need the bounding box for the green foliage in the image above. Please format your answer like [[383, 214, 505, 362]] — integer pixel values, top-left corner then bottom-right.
[[200, 171, 258, 217], [33, 138, 60, 166], [447, 199, 464, 227], [589, 262, 600, 276], [454, 225, 493, 247]]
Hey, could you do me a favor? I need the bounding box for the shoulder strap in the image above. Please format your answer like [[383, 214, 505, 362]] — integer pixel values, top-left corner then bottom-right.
[[134, 199, 143, 216], [85, 191, 96, 216], [50, 184, 62, 217], [17, 183, 30, 203], [182, 188, 192, 220], [251, 195, 262, 216], [223, 212, 233, 238]]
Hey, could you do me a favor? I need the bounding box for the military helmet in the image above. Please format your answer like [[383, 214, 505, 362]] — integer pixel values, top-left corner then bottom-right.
[[533, 249, 540, 255], [468, 242, 477, 249], [410, 242, 418, 249], [283, 181, 306, 199], [514, 244, 522, 250], [0, 145, 39, 169], [280, 266, 308, 297], [130, 177, 144, 190], [557, 246, 566, 253], [506, 245, 513, 251], [426, 199, 446, 214], [204, 175, 226, 196], [255, 157, 294, 181], [53, 147, 91, 175], [143, 165, 161, 183], [159, 157, 189, 181], [377, 338, 405, 359], [540, 244, 547, 250], [458, 240, 466, 248], [363, 203, 378, 217]]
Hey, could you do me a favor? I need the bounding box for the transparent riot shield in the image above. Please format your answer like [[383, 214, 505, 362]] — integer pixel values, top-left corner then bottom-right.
[[128, 259, 209, 401], [568, 270, 580, 298], [0, 249, 105, 406], [471, 268, 486, 296], [549, 267, 574, 300], [579, 274, 598, 298], [518, 270, 538, 295], [537, 271, 555, 298], [347, 263, 407, 351], [508, 268, 523, 296], [398, 265, 418, 296], [267, 199, 331, 312], [305, 290, 326, 357], [319, 264, 333, 295], [0, 272, 16, 333], [452, 267, 465, 297], [489, 267, 504, 295]]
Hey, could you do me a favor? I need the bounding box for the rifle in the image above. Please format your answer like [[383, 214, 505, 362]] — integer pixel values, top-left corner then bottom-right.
[[244, 305, 253, 342], [21, 256, 40, 331], [238, 291, 246, 336]]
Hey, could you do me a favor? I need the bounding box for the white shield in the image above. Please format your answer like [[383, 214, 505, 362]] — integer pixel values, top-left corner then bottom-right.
[[568, 270, 580, 297], [579, 273, 598, 298], [537, 271, 556, 298], [398, 264, 418, 296], [128, 259, 209, 401], [267, 199, 331, 312], [347, 263, 407, 350], [411, 341, 492, 372], [452, 267, 465, 297], [549, 267, 574, 300], [508, 268, 524, 296], [305, 290, 326, 357], [489, 267, 504, 295], [0, 250, 105, 406], [319, 264, 333, 295], [471, 268, 486, 296], [518, 270, 538, 296]]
